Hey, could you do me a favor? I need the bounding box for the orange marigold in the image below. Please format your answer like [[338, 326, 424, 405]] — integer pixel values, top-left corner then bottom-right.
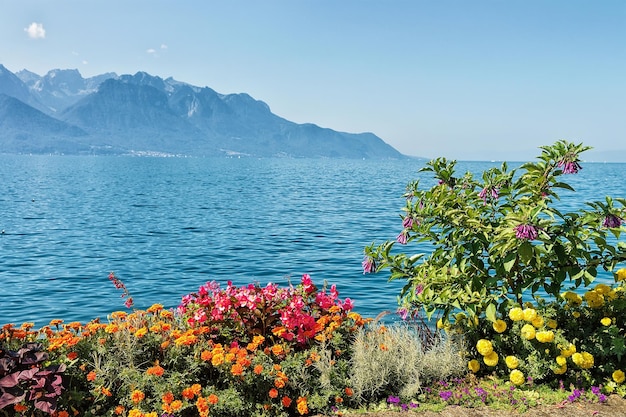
[[274, 378, 286, 389], [101, 387, 112, 397], [182, 387, 195, 400], [201, 350, 212, 361], [271, 344, 285, 356], [269, 388, 279, 399], [282, 396, 292, 408], [14, 404, 28, 412], [147, 364, 164, 376], [231, 363, 244, 376], [114, 405, 125, 415], [208, 394, 219, 405], [191, 383, 202, 395], [131, 389, 145, 404], [170, 400, 183, 411], [162, 392, 174, 404], [67, 352, 78, 361], [87, 371, 97, 381], [254, 364, 263, 375], [345, 387, 354, 397]]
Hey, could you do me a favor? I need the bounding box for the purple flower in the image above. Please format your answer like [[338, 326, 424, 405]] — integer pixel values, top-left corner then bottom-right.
[[479, 186, 499, 203], [439, 391, 453, 401], [402, 215, 415, 229], [416, 284, 424, 295], [387, 395, 401, 404], [603, 214, 623, 228], [362, 257, 375, 274], [557, 159, 582, 174], [396, 231, 408, 245], [514, 223, 538, 240]]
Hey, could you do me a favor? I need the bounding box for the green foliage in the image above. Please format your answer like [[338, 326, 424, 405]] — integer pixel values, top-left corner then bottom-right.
[[365, 140, 626, 323]]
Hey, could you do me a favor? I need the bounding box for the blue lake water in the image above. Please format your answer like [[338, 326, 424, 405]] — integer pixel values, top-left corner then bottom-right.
[[0, 155, 624, 326]]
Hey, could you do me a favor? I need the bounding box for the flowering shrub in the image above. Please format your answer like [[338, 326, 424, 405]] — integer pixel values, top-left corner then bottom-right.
[[364, 140, 626, 323], [0, 275, 368, 416]]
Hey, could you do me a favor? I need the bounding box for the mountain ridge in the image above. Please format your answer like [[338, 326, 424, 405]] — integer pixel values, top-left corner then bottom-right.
[[0, 64, 405, 158]]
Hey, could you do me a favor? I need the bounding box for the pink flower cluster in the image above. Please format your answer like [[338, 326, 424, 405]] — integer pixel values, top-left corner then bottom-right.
[[514, 223, 538, 240], [108, 272, 134, 308], [178, 274, 354, 347]]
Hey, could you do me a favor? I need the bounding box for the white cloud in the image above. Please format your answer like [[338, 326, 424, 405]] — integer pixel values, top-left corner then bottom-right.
[[82, 60, 88, 65], [24, 22, 46, 39], [161, 44, 168, 49], [146, 48, 157, 55]]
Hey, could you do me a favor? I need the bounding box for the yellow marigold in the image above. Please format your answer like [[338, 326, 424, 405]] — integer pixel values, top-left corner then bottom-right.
[[468, 359, 480, 373], [505, 355, 519, 369], [531, 315, 544, 328], [104, 323, 119, 334], [134, 327, 148, 338], [509, 307, 524, 321], [476, 339, 493, 356], [572, 311, 581, 318], [522, 308, 537, 322], [554, 365, 567, 375], [560, 343, 576, 357], [613, 370, 625, 384], [520, 323, 536, 340], [510, 369, 525, 386], [547, 319, 558, 329], [616, 268, 626, 282], [128, 409, 143, 417], [584, 290, 605, 309], [601, 317, 612, 326], [572, 352, 594, 369], [296, 396, 308, 415], [536, 330, 554, 343], [492, 319, 507, 333], [556, 355, 567, 366], [483, 351, 499, 367], [562, 291, 583, 306], [595, 283, 611, 295], [211, 352, 224, 366]]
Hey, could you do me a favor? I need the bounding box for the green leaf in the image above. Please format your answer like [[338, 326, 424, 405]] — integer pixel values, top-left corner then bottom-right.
[[503, 253, 517, 273], [519, 241, 533, 263], [485, 303, 497, 323]]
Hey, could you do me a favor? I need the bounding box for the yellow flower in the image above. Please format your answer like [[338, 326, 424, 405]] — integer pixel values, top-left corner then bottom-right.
[[509, 307, 523, 321], [554, 365, 567, 375], [584, 290, 605, 309], [505, 355, 519, 369], [476, 339, 494, 356], [536, 330, 554, 343], [531, 315, 544, 328], [572, 352, 594, 369], [468, 359, 480, 373], [483, 351, 499, 367], [601, 317, 612, 326], [595, 283, 611, 295], [547, 319, 558, 329], [615, 268, 626, 282], [613, 370, 625, 384], [492, 319, 507, 333], [510, 369, 525, 386], [560, 343, 576, 358], [521, 323, 536, 340], [522, 308, 537, 322], [562, 291, 583, 306], [572, 311, 581, 318], [556, 355, 567, 366]]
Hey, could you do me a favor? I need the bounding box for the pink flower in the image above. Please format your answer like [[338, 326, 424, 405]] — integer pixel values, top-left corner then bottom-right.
[[402, 216, 414, 229], [557, 160, 582, 174], [396, 231, 408, 245], [478, 186, 499, 203], [514, 223, 538, 240], [362, 257, 375, 274]]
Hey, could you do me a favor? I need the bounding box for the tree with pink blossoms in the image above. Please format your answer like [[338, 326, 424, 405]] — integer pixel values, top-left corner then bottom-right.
[[363, 140, 626, 323]]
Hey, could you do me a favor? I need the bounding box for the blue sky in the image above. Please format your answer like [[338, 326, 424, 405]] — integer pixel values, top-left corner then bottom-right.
[[1, 1, 624, 161]]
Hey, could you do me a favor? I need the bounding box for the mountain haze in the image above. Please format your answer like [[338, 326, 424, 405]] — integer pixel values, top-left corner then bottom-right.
[[0, 65, 405, 158]]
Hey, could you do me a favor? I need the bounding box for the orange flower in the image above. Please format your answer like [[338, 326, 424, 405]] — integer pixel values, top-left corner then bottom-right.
[[160, 310, 174, 319], [345, 387, 354, 397], [131, 390, 145, 404], [182, 387, 196, 400], [335, 396, 343, 404], [254, 364, 263, 375], [162, 392, 174, 404], [14, 404, 28, 412], [269, 388, 279, 399], [191, 383, 202, 395], [87, 371, 97, 381], [271, 344, 285, 356], [50, 319, 64, 327], [170, 400, 183, 411], [160, 340, 170, 350], [147, 364, 164, 376], [101, 387, 112, 397], [274, 378, 286, 389], [110, 311, 127, 320], [104, 324, 119, 333], [208, 394, 219, 405], [147, 303, 163, 313], [57, 411, 70, 417], [67, 352, 78, 360], [196, 396, 209, 417], [201, 350, 212, 361], [231, 363, 244, 376], [114, 405, 125, 415], [282, 396, 292, 408], [135, 328, 148, 338], [296, 396, 308, 415]]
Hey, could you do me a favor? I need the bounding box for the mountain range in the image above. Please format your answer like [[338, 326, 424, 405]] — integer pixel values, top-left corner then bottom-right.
[[0, 64, 405, 158]]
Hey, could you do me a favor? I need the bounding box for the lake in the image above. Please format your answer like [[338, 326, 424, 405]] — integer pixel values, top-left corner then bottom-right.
[[0, 155, 623, 326]]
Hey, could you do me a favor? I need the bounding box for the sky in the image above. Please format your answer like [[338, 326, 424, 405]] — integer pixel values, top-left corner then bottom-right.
[[1, 1, 624, 161]]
